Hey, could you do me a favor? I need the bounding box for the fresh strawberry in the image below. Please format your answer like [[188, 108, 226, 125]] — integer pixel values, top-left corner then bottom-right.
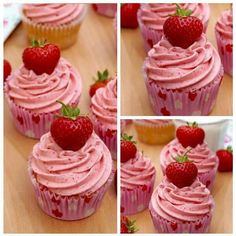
[[4, 59, 12, 81], [121, 4, 140, 28], [121, 133, 137, 163], [51, 101, 93, 151], [166, 149, 198, 188], [121, 216, 138, 233], [176, 122, 205, 148], [22, 40, 60, 75], [163, 4, 203, 49], [216, 146, 233, 172], [89, 69, 111, 97]]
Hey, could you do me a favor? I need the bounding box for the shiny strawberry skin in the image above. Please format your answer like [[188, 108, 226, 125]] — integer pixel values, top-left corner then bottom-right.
[[121, 140, 137, 163], [217, 149, 233, 172], [89, 80, 110, 97], [22, 43, 60, 75], [4, 59, 12, 81], [121, 4, 140, 28], [163, 15, 203, 49], [51, 116, 93, 151]]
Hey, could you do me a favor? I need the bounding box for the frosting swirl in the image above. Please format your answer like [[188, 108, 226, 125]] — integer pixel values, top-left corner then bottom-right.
[[23, 4, 85, 25], [150, 177, 214, 222], [160, 139, 218, 174], [91, 78, 117, 131], [144, 34, 222, 91], [121, 151, 156, 189], [216, 9, 232, 41], [30, 132, 112, 196], [6, 58, 82, 113], [140, 3, 209, 31]]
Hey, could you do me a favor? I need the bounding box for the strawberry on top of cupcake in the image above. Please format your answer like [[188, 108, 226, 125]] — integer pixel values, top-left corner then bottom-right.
[[216, 146, 233, 172]]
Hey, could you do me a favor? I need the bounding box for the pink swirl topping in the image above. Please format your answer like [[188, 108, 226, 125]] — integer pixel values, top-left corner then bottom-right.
[[30, 132, 112, 196], [23, 4, 85, 25], [151, 177, 214, 222], [91, 78, 117, 131], [160, 139, 218, 174], [134, 119, 173, 125], [5, 58, 82, 113], [140, 3, 209, 31], [216, 10, 232, 40], [144, 34, 222, 91], [121, 151, 156, 189]]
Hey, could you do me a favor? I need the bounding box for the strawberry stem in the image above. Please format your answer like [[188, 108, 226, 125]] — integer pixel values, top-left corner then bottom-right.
[[187, 121, 198, 128], [31, 39, 46, 47], [121, 133, 136, 143], [94, 69, 109, 83], [173, 4, 192, 17], [226, 145, 233, 153], [175, 148, 192, 163], [56, 100, 80, 120]]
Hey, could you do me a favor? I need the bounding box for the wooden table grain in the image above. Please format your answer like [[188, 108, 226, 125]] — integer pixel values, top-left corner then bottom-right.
[[122, 122, 232, 233], [121, 4, 232, 116], [4, 5, 117, 233]]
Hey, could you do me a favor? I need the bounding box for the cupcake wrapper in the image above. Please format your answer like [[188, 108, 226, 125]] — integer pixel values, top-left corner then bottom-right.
[[215, 30, 232, 76], [92, 4, 117, 18], [6, 95, 80, 139], [144, 63, 224, 116], [149, 201, 213, 233], [121, 174, 155, 215], [22, 5, 87, 49], [28, 161, 115, 221], [138, 10, 209, 53]]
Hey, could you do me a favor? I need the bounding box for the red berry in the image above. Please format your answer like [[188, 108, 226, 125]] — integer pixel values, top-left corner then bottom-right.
[[121, 133, 137, 163], [216, 146, 233, 172], [121, 216, 138, 233], [166, 150, 198, 188], [225, 44, 233, 53], [163, 4, 203, 49], [176, 122, 205, 148], [51, 101, 93, 151], [121, 4, 140, 29], [22, 40, 60, 75], [89, 69, 111, 97], [4, 59, 12, 81]]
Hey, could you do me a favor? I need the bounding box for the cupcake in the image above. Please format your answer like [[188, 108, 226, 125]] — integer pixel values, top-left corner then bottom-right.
[[28, 103, 114, 220], [149, 177, 214, 233], [215, 9, 233, 76], [90, 77, 117, 159], [160, 122, 218, 190], [22, 4, 87, 49], [138, 3, 210, 52], [121, 134, 156, 215], [133, 119, 175, 145], [92, 4, 117, 18], [5, 43, 82, 139]]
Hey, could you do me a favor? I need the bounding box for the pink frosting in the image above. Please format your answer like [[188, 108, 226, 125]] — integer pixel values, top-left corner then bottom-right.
[[216, 10, 232, 41], [5, 58, 82, 113], [30, 132, 112, 196], [23, 4, 85, 25], [144, 34, 222, 91], [91, 78, 117, 131], [140, 3, 209, 31], [160, 139, 218, 174], [121, 151, 156, 189], [151, 177, 214, 222], [134, 119, 173, 125]]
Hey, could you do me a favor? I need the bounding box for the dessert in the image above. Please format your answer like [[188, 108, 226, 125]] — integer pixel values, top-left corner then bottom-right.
[[216, 146, 233, 172], [4, 59, 12, 81], [121, 4, 140, 29], [121, 216, 138, 233], [28, 103, 114, 220], [138, 3, 210, 51], [22, 4, 87, 49], [5, 42, 82, 139], [215, 9, 233, 76], [133, 119, 175, 145], [92, 4, 117, 18], [90, 77, 117, 159], [121, 134, 156, 215]]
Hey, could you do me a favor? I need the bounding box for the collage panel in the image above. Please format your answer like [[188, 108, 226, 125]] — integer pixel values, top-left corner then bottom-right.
[[120, 119, 232, 233], [121, 3, 232, 116], [4, 3, 117, 233]]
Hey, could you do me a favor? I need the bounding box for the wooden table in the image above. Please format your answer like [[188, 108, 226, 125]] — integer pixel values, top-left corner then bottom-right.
[[121, 4, 232, 116], [123, 122, 232, 233], [4, 5, 117, 233]]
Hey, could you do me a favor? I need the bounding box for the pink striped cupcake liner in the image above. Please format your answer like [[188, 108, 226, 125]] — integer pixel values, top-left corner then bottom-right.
[[149, 200, 214, 233], [92, 4, 117, 18], [5, 95, 80, 139], [143, 63, 224, 116], [215, 30, 232, 76], [138, 10, 209, 53], [121, 174, 155, 215], [28, 160, 115, 220]]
